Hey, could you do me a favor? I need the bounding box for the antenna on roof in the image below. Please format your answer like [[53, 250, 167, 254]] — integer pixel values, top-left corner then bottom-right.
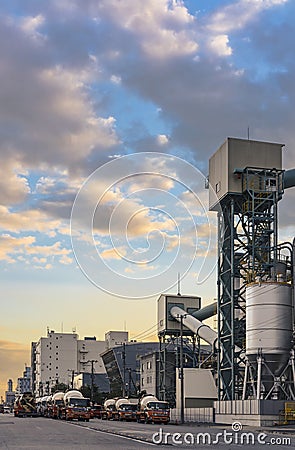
[[177, 272, 181, 296], [247, 126, 250, 140]]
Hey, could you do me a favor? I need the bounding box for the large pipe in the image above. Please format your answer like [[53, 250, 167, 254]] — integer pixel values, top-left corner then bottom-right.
[[192, 302, 217, 321], [170, 306, 218, 350], [284, 169, 295, 189]]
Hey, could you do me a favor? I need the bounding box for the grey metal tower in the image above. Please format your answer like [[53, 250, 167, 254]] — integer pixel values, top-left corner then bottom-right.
[[209, 138, 284, 400], [157, 294, 202, 406]]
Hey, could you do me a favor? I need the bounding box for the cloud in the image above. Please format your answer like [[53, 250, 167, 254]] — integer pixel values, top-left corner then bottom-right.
[[100, 246, 127, 260], [0, 14, 120, 178], [95, 0, 198, 59], [0, 160, 30, 206], [0, 206, 61, 234], [156, 134, 169, 145], [0, 234, 71, 264], [206, 0, 288, 34], [208, 34, 232, 56], [59, 254, 73, 265], [0, 0, 293, 271]]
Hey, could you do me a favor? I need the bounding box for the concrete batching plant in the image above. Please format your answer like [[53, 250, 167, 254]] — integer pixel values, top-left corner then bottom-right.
[[158, 137, 295, 426], [211, 138, 295, 424]]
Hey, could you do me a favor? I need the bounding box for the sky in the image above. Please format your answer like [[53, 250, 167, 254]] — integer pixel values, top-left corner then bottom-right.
[[0, 0, 295, 398]]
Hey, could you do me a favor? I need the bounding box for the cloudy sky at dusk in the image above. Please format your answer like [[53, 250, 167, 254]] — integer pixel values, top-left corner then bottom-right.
[[1, 0, 295, 397]]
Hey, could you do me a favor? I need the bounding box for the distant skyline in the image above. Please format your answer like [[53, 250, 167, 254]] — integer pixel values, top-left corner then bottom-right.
[[1, 0, 295, 398]]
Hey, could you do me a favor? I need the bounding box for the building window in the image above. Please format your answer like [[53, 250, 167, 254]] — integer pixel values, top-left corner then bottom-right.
[[147, 361, 152, 370]]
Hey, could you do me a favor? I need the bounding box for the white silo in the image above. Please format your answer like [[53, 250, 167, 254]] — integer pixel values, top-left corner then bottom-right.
[[244, 280, 294, 398]]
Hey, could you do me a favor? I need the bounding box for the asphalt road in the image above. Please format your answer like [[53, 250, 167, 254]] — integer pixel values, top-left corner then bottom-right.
[[0, 414, 294, 449], [0, 415, 156, 450]]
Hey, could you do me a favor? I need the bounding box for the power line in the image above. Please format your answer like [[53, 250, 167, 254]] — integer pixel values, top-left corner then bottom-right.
[[130, 322, 159, 340]]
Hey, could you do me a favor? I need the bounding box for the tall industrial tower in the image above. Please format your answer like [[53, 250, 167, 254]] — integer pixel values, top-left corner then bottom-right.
[[208, 137, 292, 401]]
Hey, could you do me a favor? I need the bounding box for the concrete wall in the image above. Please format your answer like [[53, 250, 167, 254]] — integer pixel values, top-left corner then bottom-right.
[[214, 400, 285, 427], [176, 368, 217, 409]]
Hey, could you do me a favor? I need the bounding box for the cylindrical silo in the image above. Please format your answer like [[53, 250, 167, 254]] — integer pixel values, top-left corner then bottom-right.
[[246, 281, 293, 376]]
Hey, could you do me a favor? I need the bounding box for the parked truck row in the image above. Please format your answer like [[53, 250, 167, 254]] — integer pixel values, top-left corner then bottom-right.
[[102, 395, 170, 424], [14, 392, 170, 424], [36, 390, 91, 421]]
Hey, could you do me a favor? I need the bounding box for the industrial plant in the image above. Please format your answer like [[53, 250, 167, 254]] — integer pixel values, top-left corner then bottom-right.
[[5, 137, 295, 428], [157, 137, 295, 426]]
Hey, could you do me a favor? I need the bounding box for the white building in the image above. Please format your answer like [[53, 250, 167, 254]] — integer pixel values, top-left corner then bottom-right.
[[105, 331, 128, 349], [16, 366, 31, 395], [78, 337, 106, 375], [32, 330, 126, 396], [34, 330, 78, 395], [140, 352, 158, 396]]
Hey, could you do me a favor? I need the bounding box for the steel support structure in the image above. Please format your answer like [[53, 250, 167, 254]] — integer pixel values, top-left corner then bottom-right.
[[217, 167, 283, 400], [158, 331, 204, 407]]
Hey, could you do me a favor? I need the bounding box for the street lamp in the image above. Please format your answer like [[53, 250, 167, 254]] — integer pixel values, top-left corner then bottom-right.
[[122, 342, 126, 397], [178, 313, 186, 425]]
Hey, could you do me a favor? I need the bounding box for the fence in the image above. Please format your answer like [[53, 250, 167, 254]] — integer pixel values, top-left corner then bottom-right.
[[170, 407, 214, 423]]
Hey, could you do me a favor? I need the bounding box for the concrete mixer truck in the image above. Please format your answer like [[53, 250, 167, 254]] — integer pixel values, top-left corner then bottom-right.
[[101, 398, 116, 420], [112, 398, 137, 421], [51, 392, 65, 419], [14, 392, 38, 417], [39, 395, 50, 417], [137, 395, 170, 424], [59, 390, 90, 421]]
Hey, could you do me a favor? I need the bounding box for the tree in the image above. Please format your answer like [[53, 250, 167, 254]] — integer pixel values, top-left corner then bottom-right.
[[80, 385, 108, 405], [51, 383, 68, 394]]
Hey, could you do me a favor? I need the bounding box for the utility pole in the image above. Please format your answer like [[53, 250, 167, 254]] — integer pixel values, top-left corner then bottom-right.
[[86, 360, 98, 403], [180, 314, 185, 425], [128, 368, 132, 397], [122, 343, 126, 397], [67, 369, 75, 389]]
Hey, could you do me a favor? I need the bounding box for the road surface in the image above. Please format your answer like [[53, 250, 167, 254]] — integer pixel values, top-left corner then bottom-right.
[[0, 413, 294, 449]]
